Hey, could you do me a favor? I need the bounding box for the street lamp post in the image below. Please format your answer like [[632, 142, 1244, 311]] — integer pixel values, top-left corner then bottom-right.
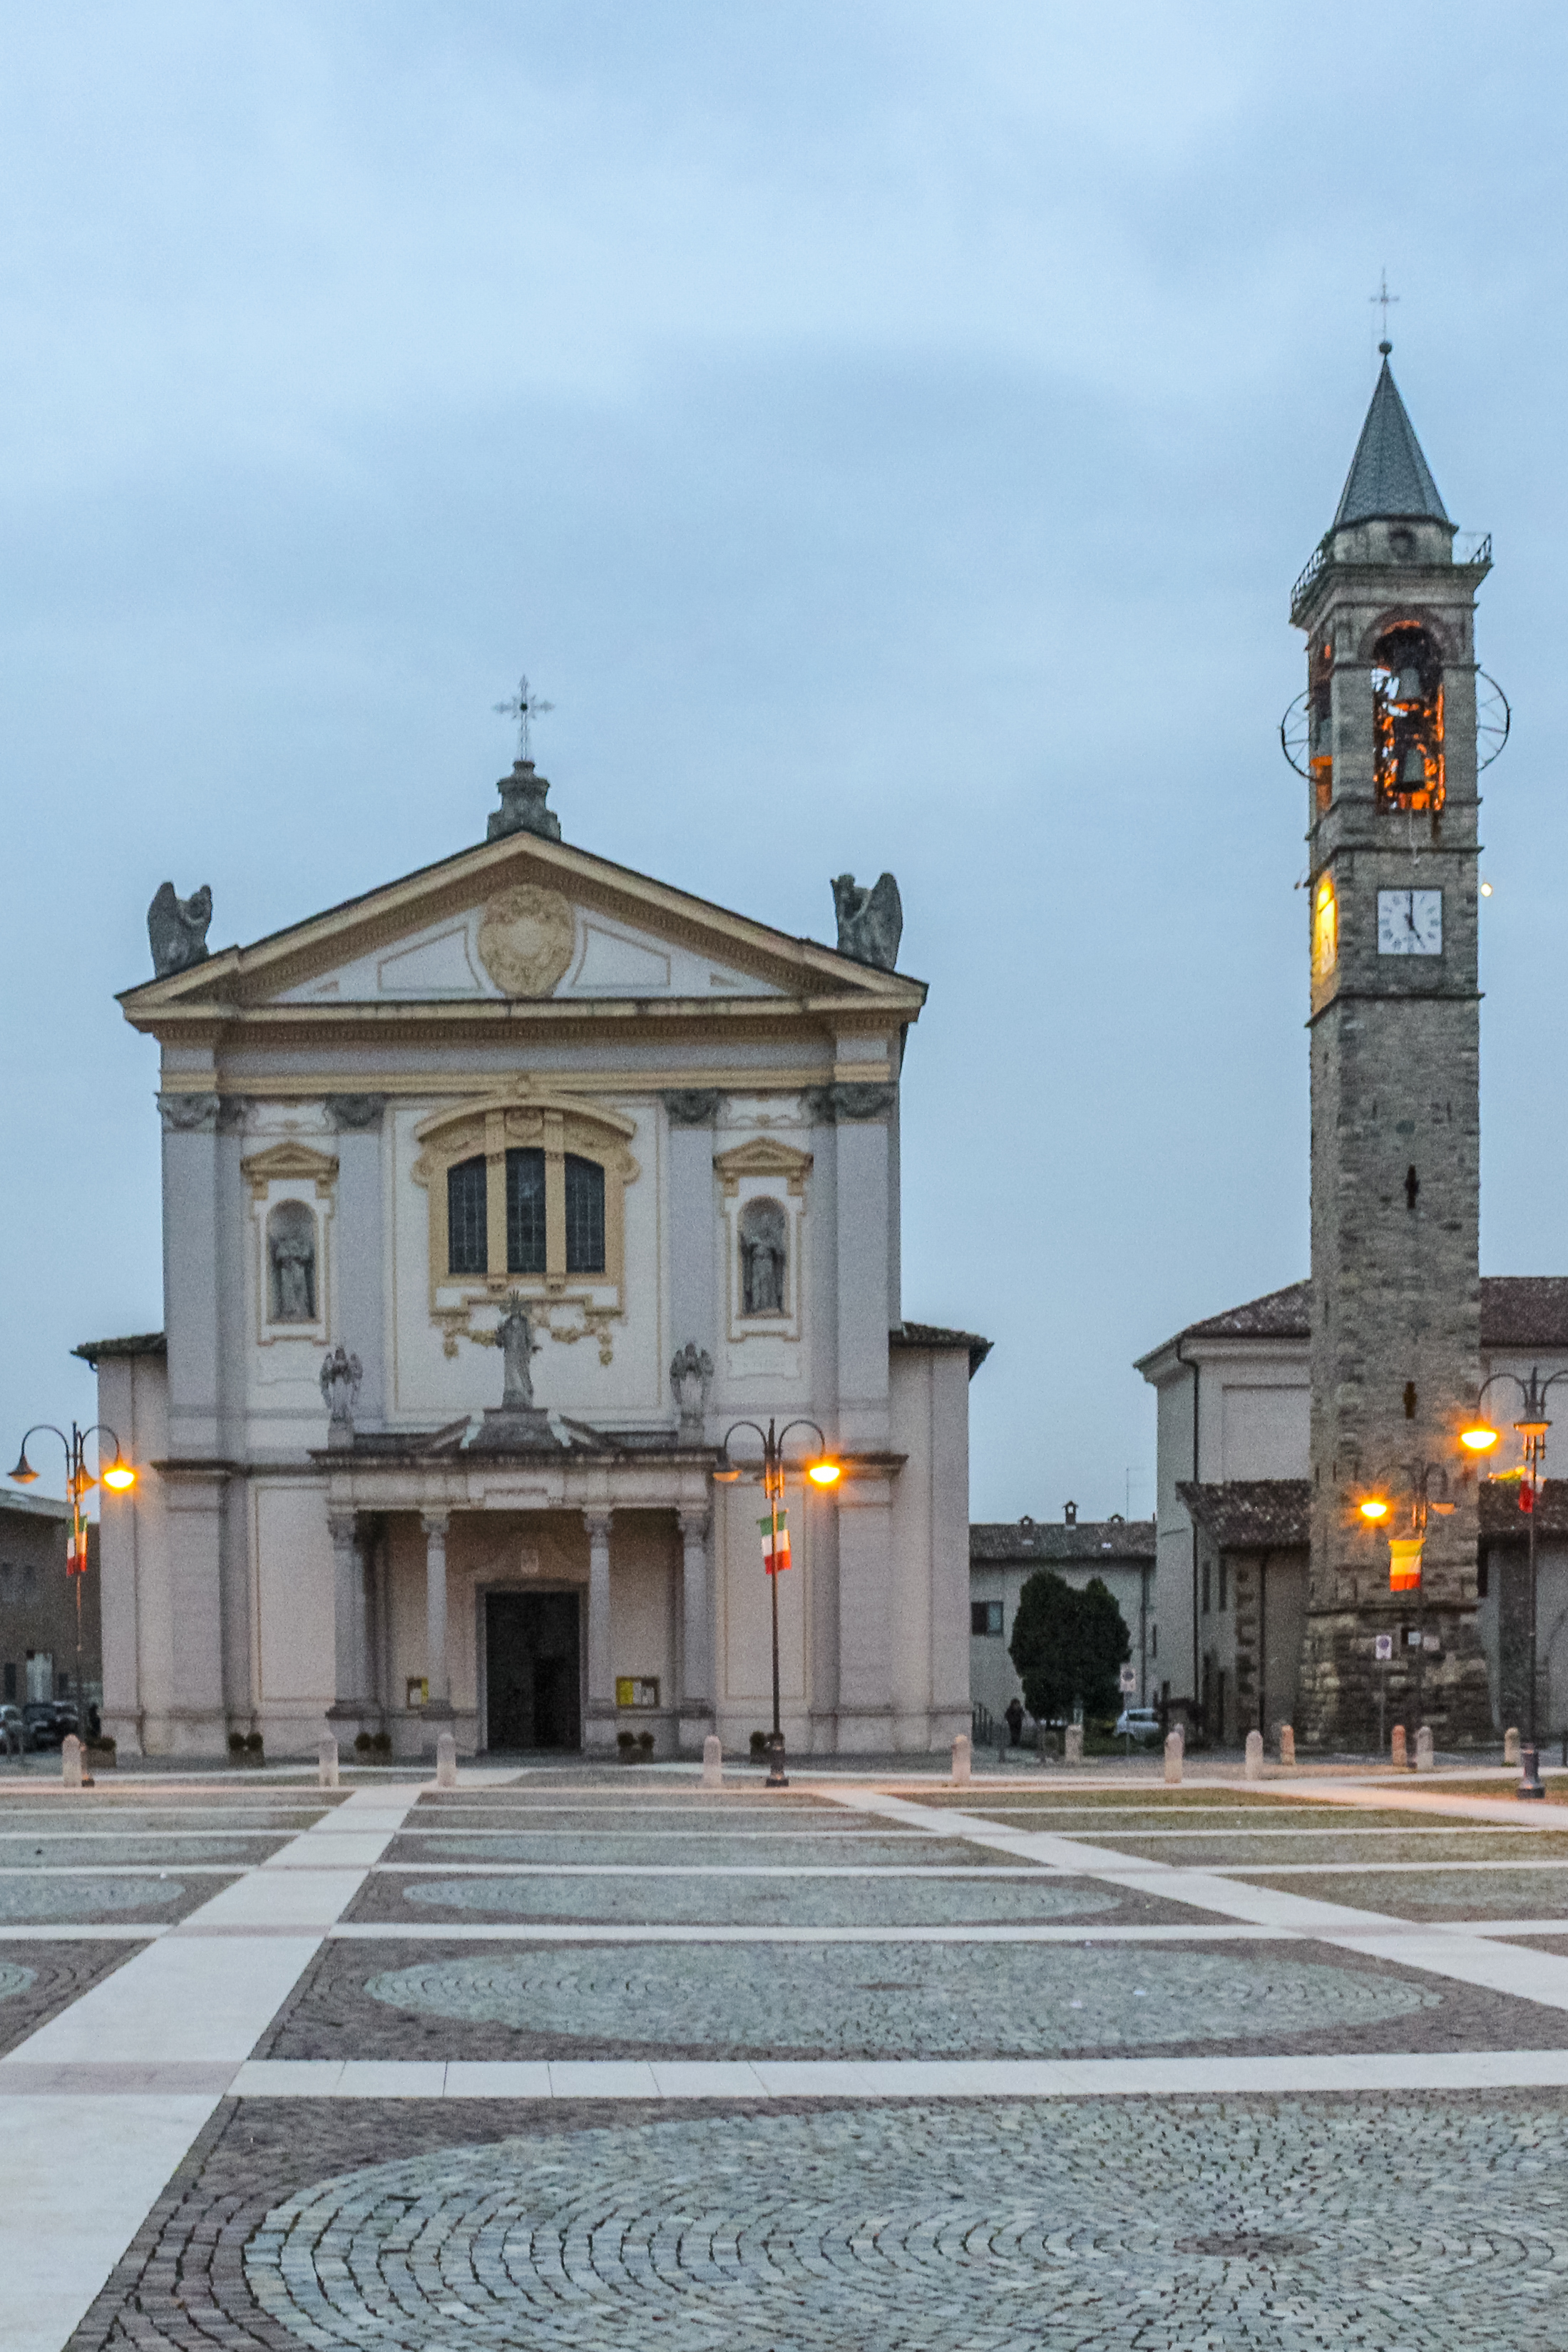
[[8, 1424, 135, 1754], [1462, 1366, 1568, 1801], [713, 1418, 840, 1789]]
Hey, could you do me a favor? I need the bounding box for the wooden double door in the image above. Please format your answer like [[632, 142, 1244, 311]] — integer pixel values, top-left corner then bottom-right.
[[485, 1590, 582, 1752]]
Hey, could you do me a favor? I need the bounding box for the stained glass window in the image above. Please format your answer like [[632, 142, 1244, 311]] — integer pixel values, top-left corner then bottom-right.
[[565, 1153, 605, 1274], [506, 1147, 546, 1274], [448, 1156, 488, 1274]]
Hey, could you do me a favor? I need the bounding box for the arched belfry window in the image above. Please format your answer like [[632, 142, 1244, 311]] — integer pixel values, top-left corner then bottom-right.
[[267, 1199, 318, 1321], [1372, 623, 1444, 814], [739, 1195, 789, 1316]]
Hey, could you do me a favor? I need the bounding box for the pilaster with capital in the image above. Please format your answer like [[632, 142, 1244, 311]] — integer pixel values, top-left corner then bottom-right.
[[421, 1510, 454, 1721], [584, 1507, 615, 1747], [677, 1505, 714, 1739]]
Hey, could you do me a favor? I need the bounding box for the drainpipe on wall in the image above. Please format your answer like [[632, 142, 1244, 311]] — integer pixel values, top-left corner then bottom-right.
[[1175, 1339, 1200, 1719]]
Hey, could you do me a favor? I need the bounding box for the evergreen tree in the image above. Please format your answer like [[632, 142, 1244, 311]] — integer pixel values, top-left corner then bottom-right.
[[1009, 1570, 1131, 1723]]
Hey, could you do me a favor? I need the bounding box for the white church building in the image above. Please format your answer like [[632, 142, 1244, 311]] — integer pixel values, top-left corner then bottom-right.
[[81, 754, 986, 1761]]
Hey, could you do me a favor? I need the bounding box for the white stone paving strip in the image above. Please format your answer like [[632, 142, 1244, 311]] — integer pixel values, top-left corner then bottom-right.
[[0, 1781, 419, 2352], [220, 2048, 1568, 2099], [823, 1786, 1568, 2008]]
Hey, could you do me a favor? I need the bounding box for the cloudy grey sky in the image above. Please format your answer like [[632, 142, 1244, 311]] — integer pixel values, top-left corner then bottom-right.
[[5, 1, 1565, 1516]]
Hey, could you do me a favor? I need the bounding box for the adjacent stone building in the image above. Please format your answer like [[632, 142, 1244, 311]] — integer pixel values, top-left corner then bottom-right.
[[83, 755, 987, 1761], [968, 1508, 1155, 1734], [0, 1494, 100, 1715]]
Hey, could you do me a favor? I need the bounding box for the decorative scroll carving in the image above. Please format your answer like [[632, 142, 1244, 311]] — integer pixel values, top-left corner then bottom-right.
[[476, 883, 575, 997], [158, 1093, 220, 1133], [662, 1090, 722, 1127], [805, 1083, 897, 1124], [326, 1095, 386, 1131]]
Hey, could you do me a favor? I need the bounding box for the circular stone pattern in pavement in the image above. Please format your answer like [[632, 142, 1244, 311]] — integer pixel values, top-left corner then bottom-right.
[[244, 2100, 1568, 2351], [404, 1871, 1120, 1928], [0, 1962, 34, 2000], [406, 1834, 968, 1867], [363, 1943, 1435, 2055], [0, 1876, 185, 1921]]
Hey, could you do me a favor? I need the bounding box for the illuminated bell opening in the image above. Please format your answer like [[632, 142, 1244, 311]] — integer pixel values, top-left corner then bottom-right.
[[1399, 745, 1428, 787], [1395, 668, 1425, 702]]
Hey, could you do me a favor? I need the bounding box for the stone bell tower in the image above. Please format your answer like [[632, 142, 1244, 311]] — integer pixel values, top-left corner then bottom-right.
[[1292, 344, 1495, 1750]]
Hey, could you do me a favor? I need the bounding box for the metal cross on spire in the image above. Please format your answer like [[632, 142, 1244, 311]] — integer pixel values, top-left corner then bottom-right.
[[493, 674, 555, 762], [1370, 269, 1399, 350]]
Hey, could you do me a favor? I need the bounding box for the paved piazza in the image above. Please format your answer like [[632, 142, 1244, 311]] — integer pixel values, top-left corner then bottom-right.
[[9, 1765, 1568, 2348]]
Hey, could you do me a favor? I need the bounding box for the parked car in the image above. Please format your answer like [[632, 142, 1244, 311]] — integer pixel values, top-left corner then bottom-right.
[[23, 1702, 76, 1751], [1113, 1707, 1162, 1744]]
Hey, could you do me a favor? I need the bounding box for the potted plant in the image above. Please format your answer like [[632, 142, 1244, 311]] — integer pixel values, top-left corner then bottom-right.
[[637, 1729, 655, 1758], [616, 1729, 638, 1762]]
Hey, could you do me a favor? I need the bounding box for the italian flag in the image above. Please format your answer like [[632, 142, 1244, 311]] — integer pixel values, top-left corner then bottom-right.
[[759, 1511, 791, 1575]]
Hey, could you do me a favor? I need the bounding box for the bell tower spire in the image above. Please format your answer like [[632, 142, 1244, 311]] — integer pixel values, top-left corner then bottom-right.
[[1291, 349, 1495, 1752]]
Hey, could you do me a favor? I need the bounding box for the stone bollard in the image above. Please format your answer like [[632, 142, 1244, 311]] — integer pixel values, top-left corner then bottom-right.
[[436, 1730, 458, 1789], [702, 1734, 724, 1790], [1245, 1729, 1264, 1780], [1391, 1722, 1408, 1768], [317, 1735, 339, 1789], [1063, 1724, 1084, 1765], [1415, 1724, 1435, 1772], [950, 1732, 971, 1787], [1505, 1727, 1521, 1767], [61, 1734, 83, 1790], [1279, 1724, 1296, 1767], [1164, 1729, 1183, 1786]]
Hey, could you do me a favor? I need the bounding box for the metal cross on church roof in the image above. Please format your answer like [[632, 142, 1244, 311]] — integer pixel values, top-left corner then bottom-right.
[[1369, 269, 1400, 348], [493, 673, 555, 762]]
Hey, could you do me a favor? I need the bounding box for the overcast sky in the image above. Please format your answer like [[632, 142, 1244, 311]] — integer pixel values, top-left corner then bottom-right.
[[4, 1, 1567, 1518]]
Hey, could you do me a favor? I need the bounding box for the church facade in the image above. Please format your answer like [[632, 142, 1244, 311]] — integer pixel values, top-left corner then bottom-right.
[[1139, 350, 1543, 1751], [83, 759, 985, 1761]]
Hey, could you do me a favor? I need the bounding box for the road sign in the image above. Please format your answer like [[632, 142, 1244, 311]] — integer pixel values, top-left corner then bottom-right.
[[1119, 1665, 1137, 1694], [1374, 1635, 1393, 1662]]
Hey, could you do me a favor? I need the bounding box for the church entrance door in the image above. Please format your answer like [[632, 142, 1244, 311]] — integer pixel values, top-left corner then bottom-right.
[[486, 1591, 582, 1752]]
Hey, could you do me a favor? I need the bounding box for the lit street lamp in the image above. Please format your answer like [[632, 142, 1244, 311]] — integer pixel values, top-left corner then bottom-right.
[[713, 1418, 840, 1787], [1460, 1366, 1568, 1800], [9, 1423, 135, 1756], [1355, 1458, 1458, 1758]]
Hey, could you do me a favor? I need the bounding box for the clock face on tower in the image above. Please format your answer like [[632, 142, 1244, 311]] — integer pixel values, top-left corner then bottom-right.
[[1377, 888, 1443, 956]]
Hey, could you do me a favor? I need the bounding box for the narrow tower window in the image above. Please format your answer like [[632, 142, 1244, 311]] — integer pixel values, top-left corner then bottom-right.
[[1405, 1165, 1420, 1210], [1371, 623, 1444, 814], [1403, 1381, 1418, 1421]]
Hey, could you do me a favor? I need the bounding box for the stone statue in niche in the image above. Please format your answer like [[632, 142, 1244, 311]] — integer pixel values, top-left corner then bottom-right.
[[267, 1200, 317, 1322], [831, 871, 902, 971], [319, 1344, 362, 1444], [496, 1290, 540, 1409], [669, 1341, 714, 1434], [739, 1197, 788, 1317], [147, 882, 214, 978]]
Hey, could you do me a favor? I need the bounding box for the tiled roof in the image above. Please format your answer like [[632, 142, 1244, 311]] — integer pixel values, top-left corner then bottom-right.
[[892, 1322, 993, 1377], [1163, 1277, 1568, 1356], [1332, 357, 1450, 529], [1480, 1478, 1568, 1540], [1181, 1284, 1311, 1341], [970, 1517, 1155, 1565], [1177, 1480, 1310, 1549], [72, 1332, 168, 1366]]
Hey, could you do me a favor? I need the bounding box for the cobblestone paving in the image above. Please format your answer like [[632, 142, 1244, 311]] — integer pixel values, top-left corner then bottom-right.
[[1081, 1829, 1568, 1868], [359, 1941, 1438, 2056], [0, 1873, 190, 1921], [0, 1937, 141, 2054], [1240, 1867, 1568, 1918], [384, 1831, 988, 1867], [395, 1869, 1124, 1927], [0, 1835, 285, 1866], [232, 2099, 1568, 2352]]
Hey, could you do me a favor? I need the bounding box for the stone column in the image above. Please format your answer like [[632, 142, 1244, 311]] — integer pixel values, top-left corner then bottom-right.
[[422, 1512, 454, 1732], [677, 1505, 713, 1749], [326, 1511, 366, 1731], [585, 1508, 615, 1751]]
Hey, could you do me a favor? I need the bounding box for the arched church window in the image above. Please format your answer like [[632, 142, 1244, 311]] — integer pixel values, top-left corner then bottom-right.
[[565, 1153, 605, 1273], [506, 1147, 546, 1273], [267, 1199, 318, 1322], [448, 1156, 487, 1274], [1371, 623, 1444, 814], [739, 1196, 788, 1316]]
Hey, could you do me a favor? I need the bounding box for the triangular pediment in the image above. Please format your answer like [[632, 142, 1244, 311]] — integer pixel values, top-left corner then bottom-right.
[[119, 824, 924, 1025]]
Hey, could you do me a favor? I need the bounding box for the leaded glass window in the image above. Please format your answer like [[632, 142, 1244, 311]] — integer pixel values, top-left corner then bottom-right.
[[448, 1156, 488, 1274], [506, 1147, 547, 1274], [564, 1152, 605, 1274]]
